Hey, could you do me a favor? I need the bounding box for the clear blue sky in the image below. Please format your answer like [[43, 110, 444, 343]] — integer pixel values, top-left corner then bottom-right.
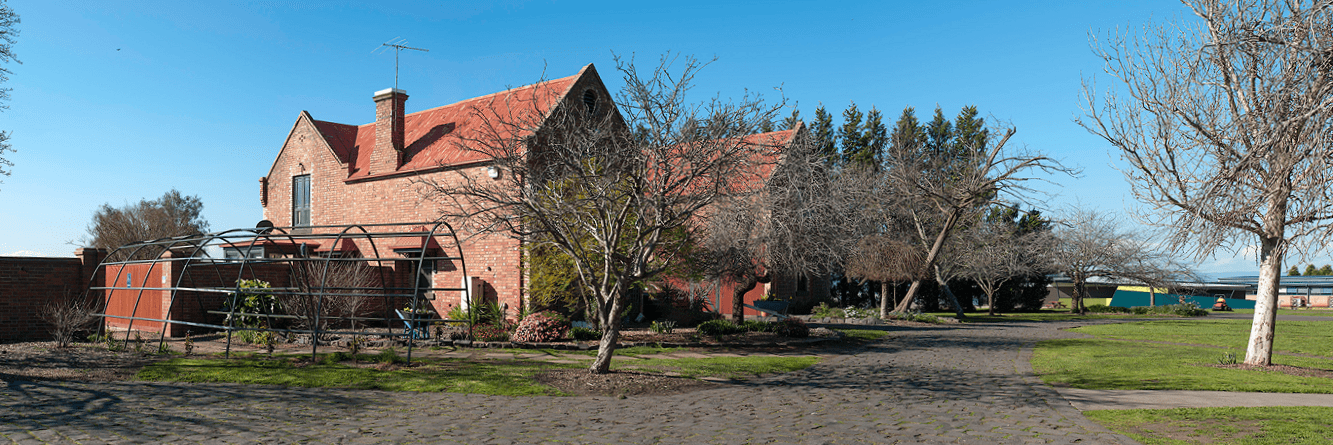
[[0, 0, 1289, 274]]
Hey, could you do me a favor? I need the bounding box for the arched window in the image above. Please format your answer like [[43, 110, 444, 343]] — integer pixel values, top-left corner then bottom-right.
[[582, 89, 598, 114]]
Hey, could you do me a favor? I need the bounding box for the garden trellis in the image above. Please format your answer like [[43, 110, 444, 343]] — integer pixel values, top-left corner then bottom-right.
[[86, 222, 470, 364]]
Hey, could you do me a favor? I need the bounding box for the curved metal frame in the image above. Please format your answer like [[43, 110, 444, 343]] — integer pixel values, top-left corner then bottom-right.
[[85, 222, 471, 364]]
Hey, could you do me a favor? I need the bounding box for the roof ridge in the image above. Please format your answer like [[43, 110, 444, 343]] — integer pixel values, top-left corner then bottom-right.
[[340, 70, 585, 129]]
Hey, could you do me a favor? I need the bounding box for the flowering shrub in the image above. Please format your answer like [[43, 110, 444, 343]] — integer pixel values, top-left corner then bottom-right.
[[472, 323, 511, 342], [511, 311, 569, 342], [772, 318, 809, 338]]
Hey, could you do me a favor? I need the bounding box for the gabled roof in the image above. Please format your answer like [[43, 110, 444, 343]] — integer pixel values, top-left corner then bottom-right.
[[294, 65, 592, 181]]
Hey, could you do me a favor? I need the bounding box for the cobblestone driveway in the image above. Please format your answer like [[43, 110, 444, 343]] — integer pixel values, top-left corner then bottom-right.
[[1, 322, 1134, 444]]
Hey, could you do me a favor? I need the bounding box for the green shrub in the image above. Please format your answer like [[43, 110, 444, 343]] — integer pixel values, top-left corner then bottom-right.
[[697, 320, 744, 337], [811, 303, 844, 318], [570, 326, 600, 341], [843, 307, 879, 319], [772, 318, 809, 338], [1086, 304, 1132, 314], [741, 320, 771, 332], [1129, 303, 1209, 317], [511, 311, 569, 343]]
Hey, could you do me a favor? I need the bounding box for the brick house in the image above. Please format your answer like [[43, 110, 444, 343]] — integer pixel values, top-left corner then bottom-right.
[[259, 64, 825, 319]]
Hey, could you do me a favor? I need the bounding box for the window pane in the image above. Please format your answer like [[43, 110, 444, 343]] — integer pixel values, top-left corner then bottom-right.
[[292, 174, 311, 226]]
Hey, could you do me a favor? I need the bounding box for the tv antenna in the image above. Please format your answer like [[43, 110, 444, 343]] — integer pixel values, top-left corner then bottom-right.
[[374, 37, 429, 91]]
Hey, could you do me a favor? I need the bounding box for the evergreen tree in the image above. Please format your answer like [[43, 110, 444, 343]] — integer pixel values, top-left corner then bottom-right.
[[811, 104, 837, 163], [838, 102, 866, 167], [860, 106, 887, 170], [783, 108, 802, 130], [952, 106, 988, 156], [1306, 264, 1318, 276], [1289, 265, 1302, 276], [925, 106, 953, 157], [1321, 265, 1333, 276], [889, 106, 926, 160], [759, 120, 774, 133]]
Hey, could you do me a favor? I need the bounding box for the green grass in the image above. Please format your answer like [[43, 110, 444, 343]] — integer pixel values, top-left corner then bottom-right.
[[837, 329, 890, 342], [138, 347, 822, 392], [1073, 319, 1333, 357], [1085, 406, 1333, 444], [137, 356, 577, 395], [1032, 338, 1333, 393], [1233, 308, 1333, 317], [615, 355, 819, 379], [920, 311, 1151, 323]]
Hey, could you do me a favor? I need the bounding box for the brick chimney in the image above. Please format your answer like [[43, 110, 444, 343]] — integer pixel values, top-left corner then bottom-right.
[[370, 88, 408, 175]]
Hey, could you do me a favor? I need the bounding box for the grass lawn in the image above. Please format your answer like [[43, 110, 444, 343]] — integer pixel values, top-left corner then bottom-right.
[[1073, 319, 1333, 357], [1085, 407, 1333, 445], [1033, 339, 1333, 393], [920, 311, 1163, 323], [1233, 308, 1333, 317], [137, 355, 578, 395], [137, 345, 824, 394]]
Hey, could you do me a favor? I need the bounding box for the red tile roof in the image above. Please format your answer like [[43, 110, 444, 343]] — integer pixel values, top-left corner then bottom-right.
[[311, 66, 587, 181]]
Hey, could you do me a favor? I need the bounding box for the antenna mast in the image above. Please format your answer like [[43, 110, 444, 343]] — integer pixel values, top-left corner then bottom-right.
[[376, 38, 429, 91]]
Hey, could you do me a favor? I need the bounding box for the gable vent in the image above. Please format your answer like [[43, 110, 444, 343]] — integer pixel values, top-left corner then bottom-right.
[[582, 89, 598, 114]]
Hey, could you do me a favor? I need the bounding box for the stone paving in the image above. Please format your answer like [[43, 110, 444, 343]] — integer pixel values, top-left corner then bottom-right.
[[0, 321, 1136, 444]]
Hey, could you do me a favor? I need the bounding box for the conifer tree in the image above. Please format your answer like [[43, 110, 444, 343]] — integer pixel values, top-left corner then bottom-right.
[[783, 109, 802, 130], [889, 107, 926, 158], [811, 104, 837, 163], [838, 102, 866, 166], [1288, 265, 1302, 276], [856, 107, 887, 170], [1306, 264, 1318, 276], [925, 106, 953, 156]]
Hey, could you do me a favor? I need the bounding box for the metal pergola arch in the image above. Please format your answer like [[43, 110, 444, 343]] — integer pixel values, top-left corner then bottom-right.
[[86, 222, 471, 364]]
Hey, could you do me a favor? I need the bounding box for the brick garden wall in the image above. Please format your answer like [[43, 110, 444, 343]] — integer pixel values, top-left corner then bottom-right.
[[0, 249, 105, 341]]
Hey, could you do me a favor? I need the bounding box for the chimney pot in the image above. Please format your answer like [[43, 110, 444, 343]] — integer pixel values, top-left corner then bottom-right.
[[370, 88, 409, 175]]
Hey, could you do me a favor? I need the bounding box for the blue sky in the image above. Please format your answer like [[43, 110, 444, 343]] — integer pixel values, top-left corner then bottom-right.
[[0, 1, 1291, 274]]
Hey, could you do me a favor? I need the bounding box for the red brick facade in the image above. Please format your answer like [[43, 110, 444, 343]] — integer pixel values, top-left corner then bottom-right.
[[261, 65, 616, 319]]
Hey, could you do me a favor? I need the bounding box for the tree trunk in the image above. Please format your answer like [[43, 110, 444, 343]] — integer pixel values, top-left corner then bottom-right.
[[731, 275, 758, 324], [590, 289, 624, 374], [986, 289, 996, 316], [1245, 236, 1284, 366], [589, 323, 621, 373], [933, 266, 965, 319], [1072, 277, 1086, 315], [880, 281, 892, 318], [893, 280, 922, 314], [892, 211, 962, 318]]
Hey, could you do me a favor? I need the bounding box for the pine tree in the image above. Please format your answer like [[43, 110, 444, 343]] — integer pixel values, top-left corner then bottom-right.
[[952, 106, 988, 156], [1321, 265, 1333, 276], [838, 102, 866, 167], [858, 106, 887, 170], [783, 109, 802, 130], [811, 104, 837, 163], [925, 106, 953, 157], [1306, 264, 1318, 276], [1289, 265, 1302, 276], [888, 106, 926, 160]]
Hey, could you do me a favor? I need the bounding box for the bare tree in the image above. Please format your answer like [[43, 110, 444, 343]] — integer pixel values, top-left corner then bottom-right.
[[1080, 0, 1333, 364], [883, 124, 1070, 318], [423, 54, 787, 374], [38, 290, 101, 348], [845, 234, 925, 316], [1051, 209, 1195, 314], [0, 0, 18, 186], [696, 129, 860, 323], [959, 215, 1053, 316], [84, 189, 210, 261], [286, 259, 378, 338]]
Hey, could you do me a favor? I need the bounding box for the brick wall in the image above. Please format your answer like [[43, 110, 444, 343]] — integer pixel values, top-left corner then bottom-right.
[[0, 248, 105, 341]]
